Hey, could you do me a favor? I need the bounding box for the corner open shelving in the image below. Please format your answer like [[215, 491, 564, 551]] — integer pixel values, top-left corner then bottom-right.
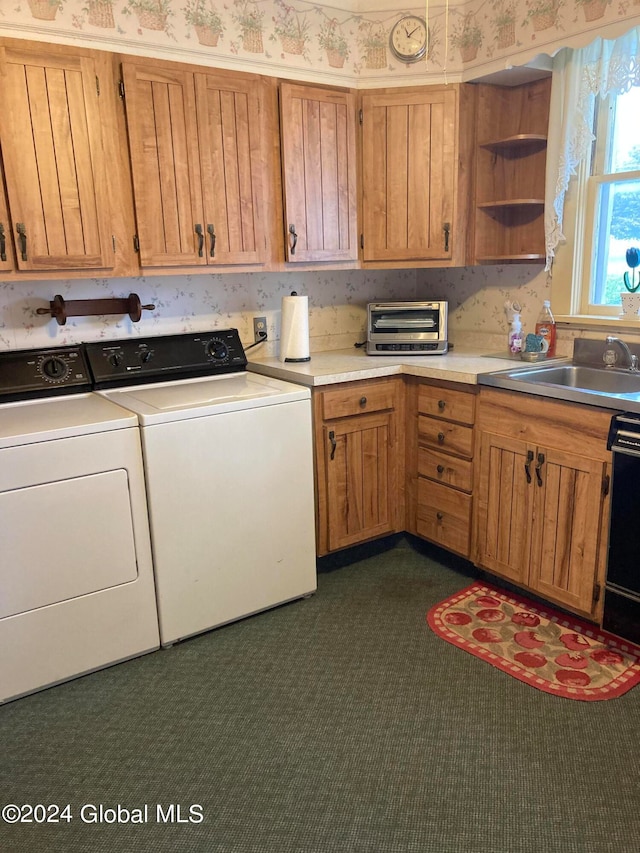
[[473, 79, 551, 264]]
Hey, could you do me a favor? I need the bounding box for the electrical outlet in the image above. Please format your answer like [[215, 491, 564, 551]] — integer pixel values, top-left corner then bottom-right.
[[253, 316, 267, 343]]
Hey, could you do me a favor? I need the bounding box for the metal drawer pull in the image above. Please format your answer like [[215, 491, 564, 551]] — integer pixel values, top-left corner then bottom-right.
[[0, 223, 5, 261], [436, 464, 445, 474], [207, 224, 216, 257], [436, 512, 444, 521], [437, 431, 445, 443], [535, 452, 545, 487], [16, 223, 27, 260], [359, 396, 367, 407], [195, 223, 204, 257], [524, 450, 534, 484], [288, 224, 298, 255], [329, 430, 337, 460], [438, 399, 446, 410]]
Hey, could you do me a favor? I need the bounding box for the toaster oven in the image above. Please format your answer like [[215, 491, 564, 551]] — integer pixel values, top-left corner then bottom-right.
[[366, 301, 448, 355]]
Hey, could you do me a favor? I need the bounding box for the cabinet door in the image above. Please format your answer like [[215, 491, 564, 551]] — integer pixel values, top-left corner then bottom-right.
[[324, 412, 394, 551], [0, 172, 15, 272], [475, 432, 533, 584], [121, 61, 205, 267], [195, 71, 266, 265], [361, 88, 455, 262], [529, 448, 606, 616], [0, 46, 113, 271], [280, 83, 357, 263]]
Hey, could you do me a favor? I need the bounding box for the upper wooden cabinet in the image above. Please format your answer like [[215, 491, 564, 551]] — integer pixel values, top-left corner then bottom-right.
[[473, 78, 551, 263], [360, 85, 474, 267], [121, 59, 267, 269], [279, 83, 358, 264], [0, 172, 15, 273], [0, 43, 116, 272]]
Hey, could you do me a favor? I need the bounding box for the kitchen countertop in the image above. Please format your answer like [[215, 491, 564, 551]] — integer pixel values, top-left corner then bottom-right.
[[247, 346, 533, 387]]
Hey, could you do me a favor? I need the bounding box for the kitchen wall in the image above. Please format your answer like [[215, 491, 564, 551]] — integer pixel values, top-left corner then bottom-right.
[[0, 270, 417, 354]]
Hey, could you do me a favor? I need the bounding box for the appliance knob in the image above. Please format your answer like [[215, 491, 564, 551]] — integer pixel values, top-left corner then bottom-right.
[[109, 353, 122, 367], [208, 340, 228, 360], [41, 356, 68, 380], [140, 350, 152, 363]]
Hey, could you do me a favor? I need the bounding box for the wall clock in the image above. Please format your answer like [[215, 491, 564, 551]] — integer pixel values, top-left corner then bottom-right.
[[389, 15, 428, 64]]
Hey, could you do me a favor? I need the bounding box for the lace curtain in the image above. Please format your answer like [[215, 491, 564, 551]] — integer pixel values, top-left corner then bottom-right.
[[544, 26, 640, 271]]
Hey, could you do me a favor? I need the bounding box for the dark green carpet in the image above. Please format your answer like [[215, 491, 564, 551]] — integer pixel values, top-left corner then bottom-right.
[[1, 537, 639, 853]]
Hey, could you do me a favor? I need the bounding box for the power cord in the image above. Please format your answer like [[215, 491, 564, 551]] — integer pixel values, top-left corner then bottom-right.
[[244, 329, 268, 351]]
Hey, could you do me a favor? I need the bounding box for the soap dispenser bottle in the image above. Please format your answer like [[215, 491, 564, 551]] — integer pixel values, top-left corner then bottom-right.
[[509, 313, 523, 354]]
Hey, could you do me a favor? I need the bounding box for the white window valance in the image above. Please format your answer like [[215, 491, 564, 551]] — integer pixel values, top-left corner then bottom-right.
[[544, 26, 640, 271]]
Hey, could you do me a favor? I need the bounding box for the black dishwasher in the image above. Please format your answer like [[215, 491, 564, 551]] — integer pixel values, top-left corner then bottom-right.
[[604, 413, 640, 643]]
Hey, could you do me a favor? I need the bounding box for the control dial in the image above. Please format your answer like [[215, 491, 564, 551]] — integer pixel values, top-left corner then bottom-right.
[[39, 356, 70, 382], [207, 338, 229, 361]]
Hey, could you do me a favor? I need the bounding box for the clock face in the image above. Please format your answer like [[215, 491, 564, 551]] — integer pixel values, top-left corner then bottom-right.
[[389, 16, 428, 63]]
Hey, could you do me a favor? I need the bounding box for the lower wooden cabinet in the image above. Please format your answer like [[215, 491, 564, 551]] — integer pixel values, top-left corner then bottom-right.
[[474, 388, 614, 620], [313, 377, 403, 555], [407, 378, 477, 558]]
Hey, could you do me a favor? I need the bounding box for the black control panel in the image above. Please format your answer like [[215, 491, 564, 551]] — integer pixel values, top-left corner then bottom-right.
[[0, 346, 92, 401], [85, 329, 248, 389]]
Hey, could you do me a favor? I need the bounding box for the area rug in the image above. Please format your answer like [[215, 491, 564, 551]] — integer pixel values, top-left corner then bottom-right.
[[427, 582, 640, 701]]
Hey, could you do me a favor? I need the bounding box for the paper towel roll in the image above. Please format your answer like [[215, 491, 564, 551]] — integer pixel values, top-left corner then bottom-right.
[[280, 292, 311, 363]]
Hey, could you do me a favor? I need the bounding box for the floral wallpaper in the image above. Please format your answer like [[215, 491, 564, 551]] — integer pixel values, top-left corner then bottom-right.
[[0, 270, 417, 353], [0, 0, 638, 84]]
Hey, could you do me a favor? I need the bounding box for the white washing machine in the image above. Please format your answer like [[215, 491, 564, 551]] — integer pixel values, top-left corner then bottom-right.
[[0, 346, 159, 704], [86, 330, 317, 647]]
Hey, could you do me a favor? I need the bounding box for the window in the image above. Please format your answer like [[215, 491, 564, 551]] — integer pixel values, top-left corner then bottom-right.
[[546, 28, 640, 325], [581, 85, 640, 315]]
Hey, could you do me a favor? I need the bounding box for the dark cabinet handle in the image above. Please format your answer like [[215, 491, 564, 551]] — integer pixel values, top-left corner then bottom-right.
[[359, 396, 367, 407], [437, 431, 445, 444], [16, 223, 27, 260], [436, 464, 445, 474], [436, 512, 444, 522], [524, 450, 534, 484], [288, 223, 298, 255], [207, 224, 215, 257], [438, 399, 446, 410], [329, 430, 337, 461], [195, 224, 204, 257], [443, 222, 450, 253], [535, 452, 545, 487], [0, 223, 5, 262]]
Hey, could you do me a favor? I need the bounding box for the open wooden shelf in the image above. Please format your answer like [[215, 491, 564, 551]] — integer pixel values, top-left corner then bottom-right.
[[479, 134, 548, 154], [472, 78, 551, 265], [477, 199, 545, 210]]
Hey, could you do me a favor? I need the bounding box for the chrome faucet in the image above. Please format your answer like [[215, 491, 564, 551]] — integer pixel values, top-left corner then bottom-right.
[[605, 336, 639, 371]]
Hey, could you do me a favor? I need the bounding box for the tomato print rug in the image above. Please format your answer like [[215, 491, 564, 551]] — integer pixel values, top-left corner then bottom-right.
[[427, 582, 640, 700]]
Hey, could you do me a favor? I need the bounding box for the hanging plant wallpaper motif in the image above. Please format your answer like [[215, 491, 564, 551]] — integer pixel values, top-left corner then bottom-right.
[[270, 0, 311, 58], [7, 0, 640, 78], [183, 0, 224, 45]]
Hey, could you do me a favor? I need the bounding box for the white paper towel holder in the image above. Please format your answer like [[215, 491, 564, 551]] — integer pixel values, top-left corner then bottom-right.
[[281, 290, 311, 363]]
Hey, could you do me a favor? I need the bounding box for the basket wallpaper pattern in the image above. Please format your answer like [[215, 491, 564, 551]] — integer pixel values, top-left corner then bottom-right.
[[6, 0, 639, 80]]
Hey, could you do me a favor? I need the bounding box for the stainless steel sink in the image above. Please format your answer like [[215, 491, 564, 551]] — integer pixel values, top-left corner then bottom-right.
[[500, 364, 640, 394], [479, 355, 640, 414]]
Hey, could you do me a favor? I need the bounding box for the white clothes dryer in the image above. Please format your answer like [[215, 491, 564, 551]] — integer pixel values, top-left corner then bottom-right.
[[0, 346, 159, 704]]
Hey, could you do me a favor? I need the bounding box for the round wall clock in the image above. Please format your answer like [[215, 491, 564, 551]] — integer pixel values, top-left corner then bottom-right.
[[389, 15, 428, 64]]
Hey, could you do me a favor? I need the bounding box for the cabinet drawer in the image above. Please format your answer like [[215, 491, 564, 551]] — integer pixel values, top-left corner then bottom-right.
[[417, 479, 472, 557], [418, 447, 473, 493], [418, 416, 474, 458], [418, 384, 475, 424], [321, 381, 395, 420]]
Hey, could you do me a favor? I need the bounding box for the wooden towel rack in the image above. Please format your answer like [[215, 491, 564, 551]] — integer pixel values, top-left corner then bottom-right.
[[36, 293, 155, 326]]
